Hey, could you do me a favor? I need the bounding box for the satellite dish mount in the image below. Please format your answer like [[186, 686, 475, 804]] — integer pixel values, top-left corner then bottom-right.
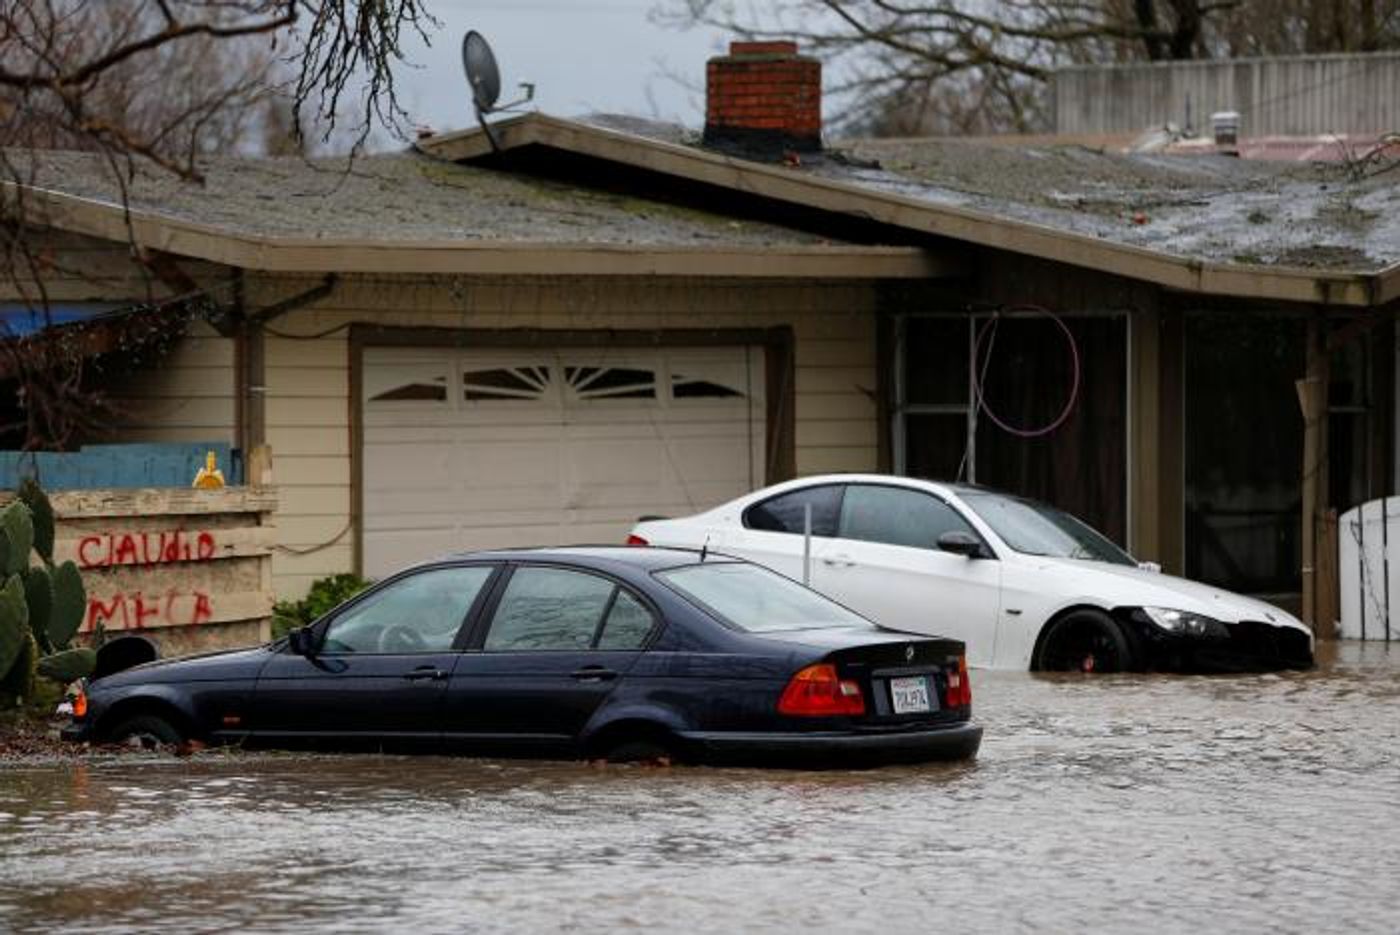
[[462, 31, 534, 153]]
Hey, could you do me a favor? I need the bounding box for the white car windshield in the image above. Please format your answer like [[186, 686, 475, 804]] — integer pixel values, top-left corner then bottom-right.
[[656, 562, 876, 633], [960, 492, 1136, 565]]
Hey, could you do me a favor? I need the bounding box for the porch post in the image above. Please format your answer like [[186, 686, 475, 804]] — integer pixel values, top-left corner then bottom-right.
[[1298, 312, 1330, 635], [1129, 306, 1161, 561]]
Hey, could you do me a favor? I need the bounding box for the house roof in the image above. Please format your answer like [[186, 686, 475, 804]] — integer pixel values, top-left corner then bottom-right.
[[1, 148, 943, 279], [836, 135, 1400, 270], [422, 113, 1400, 307]]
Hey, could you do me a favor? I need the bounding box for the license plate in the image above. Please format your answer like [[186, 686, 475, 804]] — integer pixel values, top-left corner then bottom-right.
[[889, 676, 933, 714]]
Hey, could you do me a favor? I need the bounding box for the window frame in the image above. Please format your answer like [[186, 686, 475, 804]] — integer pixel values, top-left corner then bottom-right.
[[310, 562, 503, 656], [465, 562, 663, 653], [741, 483, 847, 537], [836, 482, 998, 558]]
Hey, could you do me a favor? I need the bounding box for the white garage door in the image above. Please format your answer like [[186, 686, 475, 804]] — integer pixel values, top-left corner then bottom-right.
[[362, 345, 765, 578]]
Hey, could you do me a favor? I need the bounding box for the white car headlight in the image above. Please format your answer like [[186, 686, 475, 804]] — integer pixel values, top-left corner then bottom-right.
[[1140, 606, 1229, 640]]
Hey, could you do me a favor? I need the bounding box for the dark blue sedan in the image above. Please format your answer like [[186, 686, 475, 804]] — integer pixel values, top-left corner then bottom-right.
[[64, 548, 982, 767]]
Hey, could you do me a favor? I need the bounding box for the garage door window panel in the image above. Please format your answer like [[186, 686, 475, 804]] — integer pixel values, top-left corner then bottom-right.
[[673, 373, 744, 399], [322, 566, 494, 654], [567, 365, 657, 401], [839, 485, 978, 550], [744, 485, 843, 536], [463, 366, 552, 402], [367, 363, 449, 404], [485, 568, 616, 652]]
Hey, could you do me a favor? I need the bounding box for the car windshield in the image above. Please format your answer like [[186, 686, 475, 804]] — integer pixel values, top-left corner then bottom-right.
[[959, 492, 1136, 565], [656, 562, 876, 633]]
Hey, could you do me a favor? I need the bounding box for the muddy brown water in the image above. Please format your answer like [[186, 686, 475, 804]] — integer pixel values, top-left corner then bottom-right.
[[3, 642, 1399, 934]]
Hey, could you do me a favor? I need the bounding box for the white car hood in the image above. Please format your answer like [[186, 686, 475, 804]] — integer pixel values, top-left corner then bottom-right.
[[1034, 558, 1310, 634]]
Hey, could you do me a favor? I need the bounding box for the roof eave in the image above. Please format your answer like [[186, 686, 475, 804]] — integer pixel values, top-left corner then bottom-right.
[[8, 181, 949, 280], [419, 113, 1388, 308]]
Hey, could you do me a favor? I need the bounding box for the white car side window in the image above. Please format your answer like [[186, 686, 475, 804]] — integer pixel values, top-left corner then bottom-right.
[[743, 485, 843, 536], [839, 485, 977, 550]]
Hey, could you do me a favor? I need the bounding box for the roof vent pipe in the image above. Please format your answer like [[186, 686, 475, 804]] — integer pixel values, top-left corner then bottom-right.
[[703, 40, 821, 158], [1212, 110, 1241, 155]]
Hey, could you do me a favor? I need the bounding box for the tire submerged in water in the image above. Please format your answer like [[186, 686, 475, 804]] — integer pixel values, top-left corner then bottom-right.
[[1036, 609, 1137, 673]]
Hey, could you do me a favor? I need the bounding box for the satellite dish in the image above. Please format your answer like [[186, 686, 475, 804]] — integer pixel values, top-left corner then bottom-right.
[[460, 31, 534, 154], [462, 31, 501, 114]]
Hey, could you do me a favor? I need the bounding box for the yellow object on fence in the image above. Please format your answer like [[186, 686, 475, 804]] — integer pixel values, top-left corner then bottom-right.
[[192, 450, 226, 489]]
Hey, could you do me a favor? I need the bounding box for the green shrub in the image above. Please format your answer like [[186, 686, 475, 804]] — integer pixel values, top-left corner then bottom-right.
[[271, 572, 373, 639]]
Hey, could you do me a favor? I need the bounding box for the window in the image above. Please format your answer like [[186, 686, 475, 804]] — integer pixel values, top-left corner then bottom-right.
[[960, 492, 1131, 565], [370, 378, 446, 402], [672, 374, 743, 399], [743, 485, 843, 537], [322, 566, 492, 654], [367, 363, 448, 403], [565, 365, 657, 400], [596, 590, 654, 650], [657, 562, 874, 633], [485, 568, 615, 651], [838, 485, 979, 550], [463, 366, 551, 401]]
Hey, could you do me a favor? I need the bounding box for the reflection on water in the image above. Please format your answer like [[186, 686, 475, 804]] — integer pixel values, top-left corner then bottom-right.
[[3, 641, 1400, 933]]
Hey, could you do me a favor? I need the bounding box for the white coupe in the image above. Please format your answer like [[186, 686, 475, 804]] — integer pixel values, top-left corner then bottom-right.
[[629, 474, 1314, 672]]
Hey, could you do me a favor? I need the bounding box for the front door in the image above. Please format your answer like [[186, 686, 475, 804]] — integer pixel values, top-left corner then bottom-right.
[[253, 565, 496, 745], [442, 565, 656, 755], [815, 484, 1003, 666]]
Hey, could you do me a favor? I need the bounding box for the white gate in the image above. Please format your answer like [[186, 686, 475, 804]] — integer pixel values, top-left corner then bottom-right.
[[1339, 498, 1399, 641]]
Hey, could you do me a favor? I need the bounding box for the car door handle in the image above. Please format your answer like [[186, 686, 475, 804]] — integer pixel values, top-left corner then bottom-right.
[[403, 666, 448, 682], [821, 554, 857, 568], [571, 666, 618, 682]]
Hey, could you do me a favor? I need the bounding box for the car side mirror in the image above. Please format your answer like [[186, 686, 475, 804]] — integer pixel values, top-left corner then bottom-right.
[[937, 531, 986, 558], [287, 627, 316, 657]]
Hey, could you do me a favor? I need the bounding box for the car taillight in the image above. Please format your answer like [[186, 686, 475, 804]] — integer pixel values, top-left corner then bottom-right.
[[626, 534, 648, 546], [778, 663, 865, 717], [945, 655, 972, 708], [72, 687, 88, 719]]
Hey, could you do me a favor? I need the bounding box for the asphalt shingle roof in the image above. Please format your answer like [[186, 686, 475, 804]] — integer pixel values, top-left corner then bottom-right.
[[8, 148, 841, 248], [580, 114, 1400, 274]]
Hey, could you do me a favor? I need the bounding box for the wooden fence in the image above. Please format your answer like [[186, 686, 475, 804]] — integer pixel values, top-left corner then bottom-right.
[[1054, 52, 1400, 136], [3, 486, 278, 656]]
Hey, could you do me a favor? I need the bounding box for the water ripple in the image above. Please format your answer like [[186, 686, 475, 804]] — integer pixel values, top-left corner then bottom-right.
[[2, 641, 1399, 933]]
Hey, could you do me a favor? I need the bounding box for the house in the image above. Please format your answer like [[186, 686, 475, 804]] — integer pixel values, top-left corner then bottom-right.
[[4, 41, 1397, 636]]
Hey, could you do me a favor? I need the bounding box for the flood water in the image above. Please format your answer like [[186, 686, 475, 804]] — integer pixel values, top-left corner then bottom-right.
[[3, 642, 1400, 933]]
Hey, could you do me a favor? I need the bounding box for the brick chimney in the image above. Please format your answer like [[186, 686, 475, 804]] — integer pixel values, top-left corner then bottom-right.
[[703, 40, 821, 156]]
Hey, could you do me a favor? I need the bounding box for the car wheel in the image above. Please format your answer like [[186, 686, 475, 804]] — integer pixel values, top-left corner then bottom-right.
[[1036, 610, 1136, 673], [601, 736, 676, 765], [106, 713, 185, 749]]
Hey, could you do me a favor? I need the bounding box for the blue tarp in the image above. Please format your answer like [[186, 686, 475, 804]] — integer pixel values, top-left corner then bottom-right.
[[0, 302, 126, 338], [0, 443, 242, 490]]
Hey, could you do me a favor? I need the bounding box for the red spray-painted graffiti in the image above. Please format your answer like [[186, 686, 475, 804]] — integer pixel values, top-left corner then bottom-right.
[[84, 590, 215, 632], [77, 530, 217, 569]]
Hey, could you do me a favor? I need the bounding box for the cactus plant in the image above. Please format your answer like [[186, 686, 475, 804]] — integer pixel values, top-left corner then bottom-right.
[[0, 574, 27, 678], [36, 646, 98, 683], [18, 477, 55, 564], [0, 498, 32, 577], [23, 565, 53, 653], [0, 485, 91, 707], [0, 632, 36, 701]]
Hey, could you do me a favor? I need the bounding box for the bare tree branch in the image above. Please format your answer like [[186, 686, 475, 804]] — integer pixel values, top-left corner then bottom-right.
[[0, 0, 443, 449], [659, 0, 1400, 135]]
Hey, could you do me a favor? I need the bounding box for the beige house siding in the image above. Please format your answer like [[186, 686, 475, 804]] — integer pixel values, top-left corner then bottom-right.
[[110, 321, 237, 444], [248, 274, 879, 598]]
